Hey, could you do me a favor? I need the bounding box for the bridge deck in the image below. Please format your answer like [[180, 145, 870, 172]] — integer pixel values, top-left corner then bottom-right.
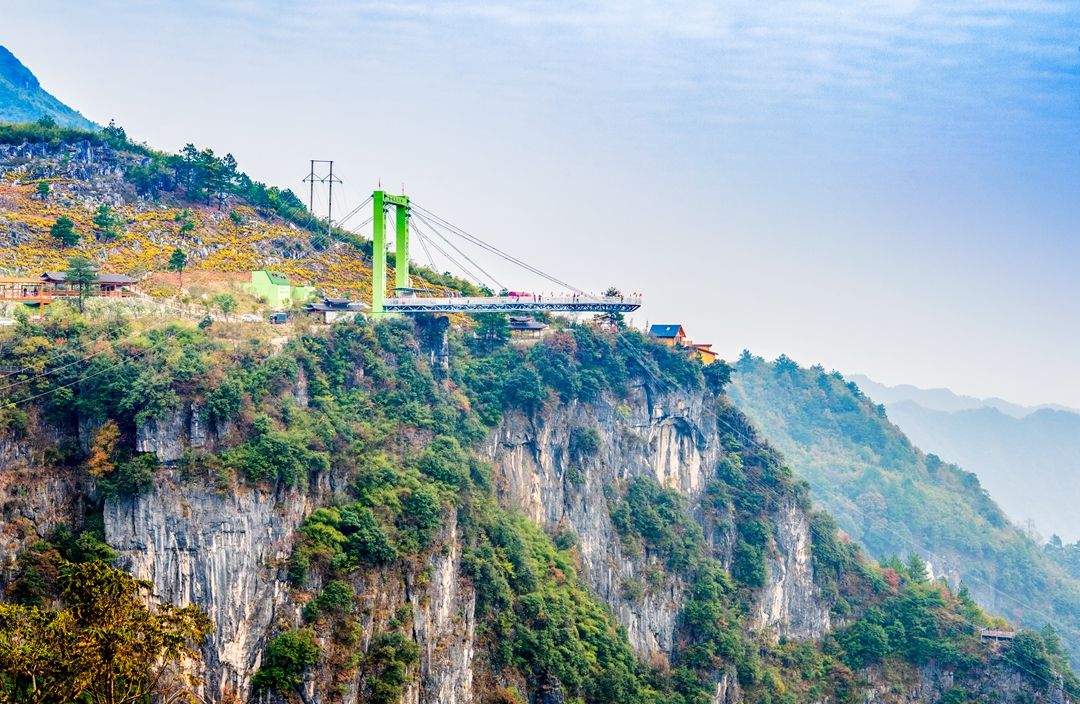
[[382, 295, 641, 314]]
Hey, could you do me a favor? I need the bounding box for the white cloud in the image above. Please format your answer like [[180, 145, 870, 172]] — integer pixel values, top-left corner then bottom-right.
[[203, 0, 1075, 134]]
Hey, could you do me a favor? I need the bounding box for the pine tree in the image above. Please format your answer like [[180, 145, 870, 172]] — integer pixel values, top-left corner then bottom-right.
[[65, 256, 98, 313], [91, 205, 120, 241], [168, 247, 188, 290], [50, 215, 78, 246], [594, 286, 626, 330]]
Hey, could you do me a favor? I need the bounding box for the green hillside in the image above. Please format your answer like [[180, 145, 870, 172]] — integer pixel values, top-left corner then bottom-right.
[[0, 46, 96, 129], [1, 309, 1073, 701], [880, 400, 1080, 542], [728, 352, 1080, 666]]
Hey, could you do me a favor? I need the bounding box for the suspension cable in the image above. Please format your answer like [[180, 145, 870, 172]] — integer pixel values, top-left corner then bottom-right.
[[337, 194, 373, 228], [411, 211, 506, 291], [349, 214, 375, 235], [413, 223, 439, 273], [408, 200, 1070, 658], [410, 203, 584, 296], [410, 222, 485, 288]]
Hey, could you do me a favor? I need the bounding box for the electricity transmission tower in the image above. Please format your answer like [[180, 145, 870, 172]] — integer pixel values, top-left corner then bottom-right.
[[302, 160, 342, 244]]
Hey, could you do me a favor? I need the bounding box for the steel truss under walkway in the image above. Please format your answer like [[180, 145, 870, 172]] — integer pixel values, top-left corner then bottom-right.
[[382, 295, 641, 314]]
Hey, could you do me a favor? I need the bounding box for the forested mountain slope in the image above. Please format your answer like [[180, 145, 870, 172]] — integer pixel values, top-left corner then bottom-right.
[[0, 119, 1073, 702], [0, 46, 96, 129], [728, 352, 1080, 668], [0, 310, 1073, 703], [844, 374, 1080, 541], [876, 400, 1080, 542]]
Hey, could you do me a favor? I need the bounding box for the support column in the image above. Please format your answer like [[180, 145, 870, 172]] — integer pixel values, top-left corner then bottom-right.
[[394, 196, 410, 292], [371, 190, 386, 314]]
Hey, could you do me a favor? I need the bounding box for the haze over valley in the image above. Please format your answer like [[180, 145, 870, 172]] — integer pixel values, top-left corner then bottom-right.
[[1, 3, 1079, 702]]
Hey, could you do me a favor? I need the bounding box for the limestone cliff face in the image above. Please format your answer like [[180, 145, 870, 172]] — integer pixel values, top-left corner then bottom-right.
[[96, 388, 475, 704], [0, 445, 83, 575], [295, 517, 475, 704], [404, 520, 475, 704], [752, 498, 829, 641], [104, 474, 307, 701], [103, 467, 476, 704], [1, 380, 831, 703], [84, 380, 832, 702], [134, 402, 208, 463], [862, 660, 1071, 704], [486, 383, 831, 661]]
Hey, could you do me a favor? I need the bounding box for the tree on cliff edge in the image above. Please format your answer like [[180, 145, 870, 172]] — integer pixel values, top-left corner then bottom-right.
[[0, 561, 212, 704]]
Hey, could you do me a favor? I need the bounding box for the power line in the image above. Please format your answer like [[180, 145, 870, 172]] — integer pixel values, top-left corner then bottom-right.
[[0, 336, 167, 410], [0, 317, 137, 384], [0, 346, 116, 395], [301, 159, 342, 244], [0, 337, 107, 381]]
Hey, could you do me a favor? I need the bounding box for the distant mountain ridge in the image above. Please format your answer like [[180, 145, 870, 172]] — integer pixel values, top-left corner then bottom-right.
[[848, 376, 1080, 541], [848, 373, 1080, 418], [0, 45, 96, 128]]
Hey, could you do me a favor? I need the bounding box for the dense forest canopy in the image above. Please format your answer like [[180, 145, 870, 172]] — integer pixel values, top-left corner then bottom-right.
[[0, 305, 1073, 702], [728, 351, 1080, 668]]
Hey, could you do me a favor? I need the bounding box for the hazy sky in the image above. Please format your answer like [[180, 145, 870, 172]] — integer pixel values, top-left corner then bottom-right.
[[5, 1, 1080, 405]]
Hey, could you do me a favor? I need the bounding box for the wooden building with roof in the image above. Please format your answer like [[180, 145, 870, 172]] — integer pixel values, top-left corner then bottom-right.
[[0, 271, 138, 304], [305, 297, 368, 324], [41, 271, 138, 296], [509, 316, 548, 339], [648, 324, 718, 365]]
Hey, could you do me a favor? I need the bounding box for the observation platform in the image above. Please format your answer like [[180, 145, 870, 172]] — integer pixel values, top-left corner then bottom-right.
[[382, 294, 642, 314]]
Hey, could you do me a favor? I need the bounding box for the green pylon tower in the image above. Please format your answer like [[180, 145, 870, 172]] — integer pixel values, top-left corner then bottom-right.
[[370, 190, 410, 315]]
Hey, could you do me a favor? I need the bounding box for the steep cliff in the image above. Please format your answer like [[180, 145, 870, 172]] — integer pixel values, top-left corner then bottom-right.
[[106, 475, 309, 700], [487, 384, 830, 660], [0, 313, 1074, 704]]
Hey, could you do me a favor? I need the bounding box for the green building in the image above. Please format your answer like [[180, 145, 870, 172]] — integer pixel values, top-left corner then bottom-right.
[[242, 270, 316, 308]]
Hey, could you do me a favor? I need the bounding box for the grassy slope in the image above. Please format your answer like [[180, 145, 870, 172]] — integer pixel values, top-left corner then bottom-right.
[[0, 123, 461, 300]]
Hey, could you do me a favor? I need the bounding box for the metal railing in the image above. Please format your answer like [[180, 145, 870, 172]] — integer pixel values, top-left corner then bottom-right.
[[382, 294, 642, 314], [0, 288, 134, 302]]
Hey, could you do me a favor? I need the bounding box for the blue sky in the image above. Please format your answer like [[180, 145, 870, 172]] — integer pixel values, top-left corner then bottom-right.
[[5, 1, 1080, 405]]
